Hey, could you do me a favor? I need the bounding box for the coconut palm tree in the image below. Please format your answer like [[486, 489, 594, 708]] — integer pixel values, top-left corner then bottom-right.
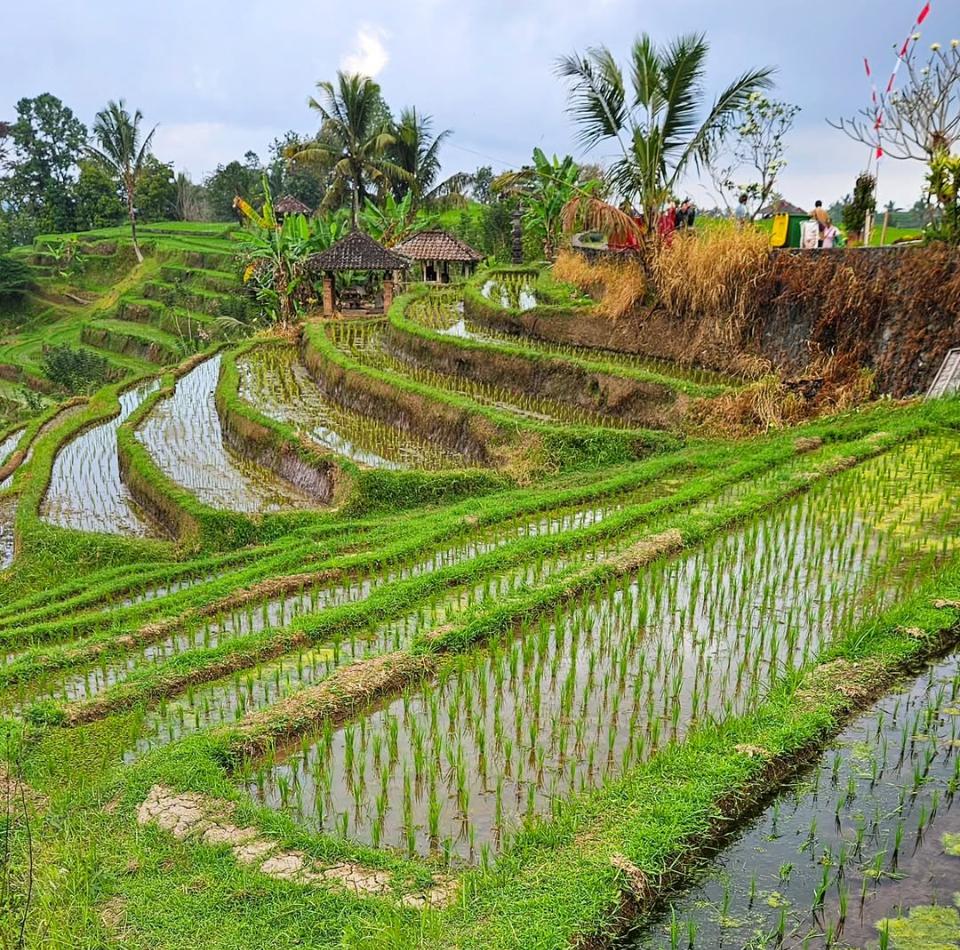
[[556, 33, 774, 235], [290, 72, 410, 227], [86, 100, 156, 262], [387, 107, 470, 208]]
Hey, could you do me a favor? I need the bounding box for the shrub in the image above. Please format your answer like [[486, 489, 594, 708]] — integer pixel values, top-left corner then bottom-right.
[[552, 250, 647, 318], [42, 344, 113, 393], [0, 254, 31, 300]]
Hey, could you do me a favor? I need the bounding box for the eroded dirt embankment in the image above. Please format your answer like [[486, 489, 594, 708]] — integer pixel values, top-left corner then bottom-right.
[[497, 246, 960, 398]]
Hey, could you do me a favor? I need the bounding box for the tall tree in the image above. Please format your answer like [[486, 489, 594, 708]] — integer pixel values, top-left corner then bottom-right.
[[205, 159, 263, 221], [556, 33, 773, 233], [74, 158, 124, 230], [266, 132, 327, 210], [1, 94, 87, 239], [86, 100, 156, 261], [291, 72, 408, 226], [135, 155, 178, 221]]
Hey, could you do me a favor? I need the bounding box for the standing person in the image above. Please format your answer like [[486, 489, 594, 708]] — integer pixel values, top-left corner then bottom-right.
[[683, 199, 696, 229], [734, 193, 749, 225], [811, 200, 830, 247], [659, 202, 677, 243], [821, 223, 840, 248]]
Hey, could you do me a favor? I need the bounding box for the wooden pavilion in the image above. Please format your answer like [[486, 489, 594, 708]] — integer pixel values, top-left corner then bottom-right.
[[307, 230, 409, 316], [274, 195, 313, 219], [392, 229, 483, 283]]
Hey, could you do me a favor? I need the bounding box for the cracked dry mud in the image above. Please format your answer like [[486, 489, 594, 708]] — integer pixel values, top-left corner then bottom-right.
[[137, 784, 457, 909]]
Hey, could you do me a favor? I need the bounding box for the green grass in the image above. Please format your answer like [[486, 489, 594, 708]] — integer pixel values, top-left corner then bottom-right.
[[1, 221, 958, 949]]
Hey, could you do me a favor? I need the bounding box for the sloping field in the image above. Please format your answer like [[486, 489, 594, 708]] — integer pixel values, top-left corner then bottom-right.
[[0, 239, 958, 948]]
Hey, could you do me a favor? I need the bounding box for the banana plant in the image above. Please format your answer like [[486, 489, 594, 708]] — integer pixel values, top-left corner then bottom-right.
[[360, 191, 438, 246], [493, 148, 595, 259], [234, 177, 314, 327]]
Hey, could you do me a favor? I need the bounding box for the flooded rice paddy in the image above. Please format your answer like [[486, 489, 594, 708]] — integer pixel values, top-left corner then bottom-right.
[[2, 494, 651, 720], [237, 344, 466, 470], [0, 428, 23, 468], [629, 652, 960, 950], [327, 320, 634, 428], [0, 495, 15, 569], [0, 428, 25, 491], [480, 273, 540, 311], [41, 381, 161, 536], [128, 548, 608, 761], [243, 437, 960, 862], [136, 355, 314, 513]]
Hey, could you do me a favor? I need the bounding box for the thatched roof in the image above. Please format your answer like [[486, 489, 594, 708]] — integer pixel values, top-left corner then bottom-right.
[[760, 199, 807, 218], [274, 195, 313, 216], [307, 230, 409, 272], [392, 229, 483, 263]]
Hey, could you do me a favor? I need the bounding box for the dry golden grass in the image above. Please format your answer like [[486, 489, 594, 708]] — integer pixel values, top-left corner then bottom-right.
[[651, 223, 772, 329], [553, 250, 646, 319]]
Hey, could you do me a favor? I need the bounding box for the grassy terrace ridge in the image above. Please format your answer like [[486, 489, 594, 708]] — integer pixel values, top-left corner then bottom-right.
[[302, 316, 678, 477], [1, 404, 951, 949], [391, 284, 731, 400], [20, 402, 945, 726]]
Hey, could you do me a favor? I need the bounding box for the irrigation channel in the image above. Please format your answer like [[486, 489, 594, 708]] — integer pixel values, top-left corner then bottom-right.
[[0, 466, 685, 715], [237, 343, 467, 470], [41, 380, 161, 536], [628, 651, 960, 950], [241, 436, 960, 864], [135, 354, 315, 512]]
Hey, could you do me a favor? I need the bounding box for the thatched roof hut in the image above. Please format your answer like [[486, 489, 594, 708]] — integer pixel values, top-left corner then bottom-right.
[[392, 229, 483, 283], [274, 195, 313, 218], [307, 230, 409, 315]]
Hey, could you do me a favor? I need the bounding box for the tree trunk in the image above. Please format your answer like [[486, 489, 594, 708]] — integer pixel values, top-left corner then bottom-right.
[[127, 184, 143, 263]]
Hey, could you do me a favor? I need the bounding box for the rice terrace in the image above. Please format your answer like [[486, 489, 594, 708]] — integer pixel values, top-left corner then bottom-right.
[[2, 4, 960, 948]]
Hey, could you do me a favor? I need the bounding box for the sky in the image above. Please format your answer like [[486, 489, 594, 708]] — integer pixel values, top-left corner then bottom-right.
[[3, 0, 954, 209]]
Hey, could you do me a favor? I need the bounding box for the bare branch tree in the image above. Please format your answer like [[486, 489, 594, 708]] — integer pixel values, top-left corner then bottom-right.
[[830, 41, 960, 161]]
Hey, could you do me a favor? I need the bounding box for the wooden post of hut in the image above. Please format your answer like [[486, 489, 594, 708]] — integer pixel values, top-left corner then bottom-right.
[[322, 274, 335, 316], [383, 275, 395, 312]]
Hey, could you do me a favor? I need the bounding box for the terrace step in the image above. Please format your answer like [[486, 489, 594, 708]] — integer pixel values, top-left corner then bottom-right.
[[141, 280, 252, 321], [114, 296, 222, 340], [81, 319, 185, 365]]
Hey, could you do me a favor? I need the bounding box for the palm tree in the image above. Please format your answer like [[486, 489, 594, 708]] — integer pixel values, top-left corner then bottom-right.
[[389, 108, 453, 206], [556, 33, 773, 234], [290, 72, 409, 227], [87, 100, 156, 262]]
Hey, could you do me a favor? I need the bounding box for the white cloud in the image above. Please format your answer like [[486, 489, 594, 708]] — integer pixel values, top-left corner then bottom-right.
[[340, 25, 389, 78]]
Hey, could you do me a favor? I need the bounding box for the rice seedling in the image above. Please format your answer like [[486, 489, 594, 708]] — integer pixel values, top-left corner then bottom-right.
[[244, 437, 960, 862]]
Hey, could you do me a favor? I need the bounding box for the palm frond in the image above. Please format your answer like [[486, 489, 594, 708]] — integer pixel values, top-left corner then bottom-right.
[[555, 47, 628, 152], [561, 195, 641, 242]]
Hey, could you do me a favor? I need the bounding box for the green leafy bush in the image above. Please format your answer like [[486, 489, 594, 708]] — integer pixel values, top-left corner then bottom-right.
[[41, 344, 113, 393]]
